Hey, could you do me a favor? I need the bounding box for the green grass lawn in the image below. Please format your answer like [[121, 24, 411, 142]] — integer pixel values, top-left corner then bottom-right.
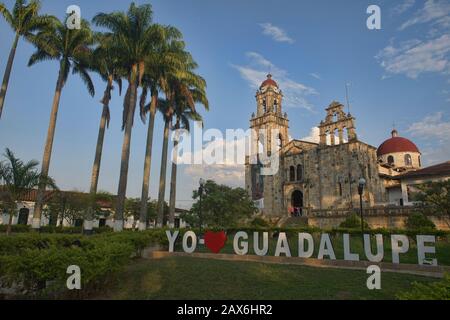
[[99, 256, 438, 300], [179, 233, 450, 266]]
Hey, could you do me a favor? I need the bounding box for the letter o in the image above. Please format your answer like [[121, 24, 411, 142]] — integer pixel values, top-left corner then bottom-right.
[[182, 231, 197, 253]]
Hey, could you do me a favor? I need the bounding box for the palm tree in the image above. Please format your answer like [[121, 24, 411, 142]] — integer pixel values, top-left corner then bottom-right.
[[0, 148, 55, 235], [93, 3, 160, 231], [83, 33, 123, 234], [156, 68, 209, 227], [137, 26, 186, 231], [0, 0, 55, 119], [28, 18, 95, 230], [168, 104, 203, 227]]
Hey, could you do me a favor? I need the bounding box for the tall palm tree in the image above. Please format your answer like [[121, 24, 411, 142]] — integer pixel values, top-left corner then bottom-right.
[[83, 33, 123, 234], [93, 3, 159, 231], [137, 26, 186, 231], [156, 69, 208, 227], [28, 18, 95, 230], [0, 148, 55, 235], [168, 103, 203, 227], [0, 0, 55, 119]]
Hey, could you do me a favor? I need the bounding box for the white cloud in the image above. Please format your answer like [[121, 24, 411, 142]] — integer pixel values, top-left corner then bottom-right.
[[376, 35, 450, 79], [407, 112, 450, 142], [301, 127, 320, 143], [406, 112, 450, 165], [180, 134, 249, 187], [392, 0, 415, 16], [259, 23, 294, 44], [184, 164, 244, 188], [231, 52, 317, 111], [399, 0, 450, 30], [309, 73, 321, 80]]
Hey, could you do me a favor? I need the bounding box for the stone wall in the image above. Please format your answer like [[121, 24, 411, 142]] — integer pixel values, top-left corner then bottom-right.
[[305, 207, 450, 230]]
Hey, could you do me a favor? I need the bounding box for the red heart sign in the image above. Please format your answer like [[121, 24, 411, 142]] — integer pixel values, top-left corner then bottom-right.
[[204, 231, 227, 254]]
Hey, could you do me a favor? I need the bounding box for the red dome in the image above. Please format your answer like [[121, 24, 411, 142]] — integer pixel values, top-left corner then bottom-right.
[[260, 74, 278, 88], [377, 133, 420, 157]]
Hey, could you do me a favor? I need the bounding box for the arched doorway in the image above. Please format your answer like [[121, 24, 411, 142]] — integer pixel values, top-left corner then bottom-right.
[[291, 190, 303, 216], [18, 208, 29, 225]]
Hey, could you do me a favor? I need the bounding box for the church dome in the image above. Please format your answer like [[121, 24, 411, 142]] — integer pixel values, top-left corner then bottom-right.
[[260, 74, 278, 88], [377, 129, 420, 157]]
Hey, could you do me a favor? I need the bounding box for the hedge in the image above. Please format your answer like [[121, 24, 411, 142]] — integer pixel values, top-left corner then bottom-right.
[[0, 230, 168, 298]]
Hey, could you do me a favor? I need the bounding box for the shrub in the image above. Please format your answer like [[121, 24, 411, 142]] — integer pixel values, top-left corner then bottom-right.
[[0, 230, 168, 298], [339, 213, 370, 229], [248, 217, 272, 228], [406, 212, 436, 230], [397, 273, 450, 300], [0, 224, 31, 233]]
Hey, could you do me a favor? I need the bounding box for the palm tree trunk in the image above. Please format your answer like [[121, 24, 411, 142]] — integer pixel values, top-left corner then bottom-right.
[[32, 68, 65, 230], [0, 33, 19, 120], [156, 118, 171, 227], [115, 65, 138, 231], [84, 79, 113, 234], [139, 91, 158, 231], [168, 118, 180, 228]]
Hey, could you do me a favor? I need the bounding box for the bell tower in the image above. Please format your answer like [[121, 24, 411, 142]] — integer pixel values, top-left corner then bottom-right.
[[250, 74, 289, 156]]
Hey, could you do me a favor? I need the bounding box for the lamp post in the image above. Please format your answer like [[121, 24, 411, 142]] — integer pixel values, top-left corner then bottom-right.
[[198, 178, 205, 237], [358, 178, 366, 235]]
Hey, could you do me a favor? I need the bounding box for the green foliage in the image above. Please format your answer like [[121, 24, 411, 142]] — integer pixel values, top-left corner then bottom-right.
[[248, 217, 272, 228], [183, 180, 257, 229], [397, 273, 450, 300], [0, 230, 168, 298], [0, 224, 31, 233], [406, 212, 436, 230], [411, 180, 450, 217], [339, 213, 370, 229], [0, 148, 56, 234]]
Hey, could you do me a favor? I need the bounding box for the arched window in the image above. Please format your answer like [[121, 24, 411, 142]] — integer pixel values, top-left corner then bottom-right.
[[404, 154, 412, 166], [387, 155, 394, 165], [274, 99, 278, 113], [296, 165, 303, 181], [418, 155, 421, 167], [262, 99, 267, 113], [289, 166, 295, 182], [338, 182, 343, 197]]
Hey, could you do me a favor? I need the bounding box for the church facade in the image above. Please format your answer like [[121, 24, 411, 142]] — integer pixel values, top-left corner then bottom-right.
[[244, 75, 446, 217]]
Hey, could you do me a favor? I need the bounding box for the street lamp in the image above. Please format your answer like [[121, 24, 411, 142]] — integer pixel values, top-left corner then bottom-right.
[[358, 178, 366, 235], [198, 178, 205, 237]]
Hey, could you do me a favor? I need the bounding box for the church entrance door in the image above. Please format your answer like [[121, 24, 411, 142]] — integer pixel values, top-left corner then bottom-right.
[[291, 190, 303, 216]]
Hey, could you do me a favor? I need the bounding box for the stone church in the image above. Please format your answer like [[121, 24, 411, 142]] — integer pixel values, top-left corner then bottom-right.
[[244, 75, 449, 217]]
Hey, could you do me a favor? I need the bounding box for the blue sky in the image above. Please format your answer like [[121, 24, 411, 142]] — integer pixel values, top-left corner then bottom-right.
[[0, 0, 449, 209]]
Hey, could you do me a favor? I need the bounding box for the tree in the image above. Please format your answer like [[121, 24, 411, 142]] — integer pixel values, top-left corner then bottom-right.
[[84, 32, 123, 234], [0, 148, 55, 235], [156, 56, 208, 227], [124, 197, 165, 229], [181, 180, 257, 229], [411, 180, 450, 226], [93, 2, 159, 231], [0, 0, 55, 119], [43, 191, 87, 227], [168, 97, 204, 227], [27, 17, 95, 230], [137, 25, 184, 231]]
